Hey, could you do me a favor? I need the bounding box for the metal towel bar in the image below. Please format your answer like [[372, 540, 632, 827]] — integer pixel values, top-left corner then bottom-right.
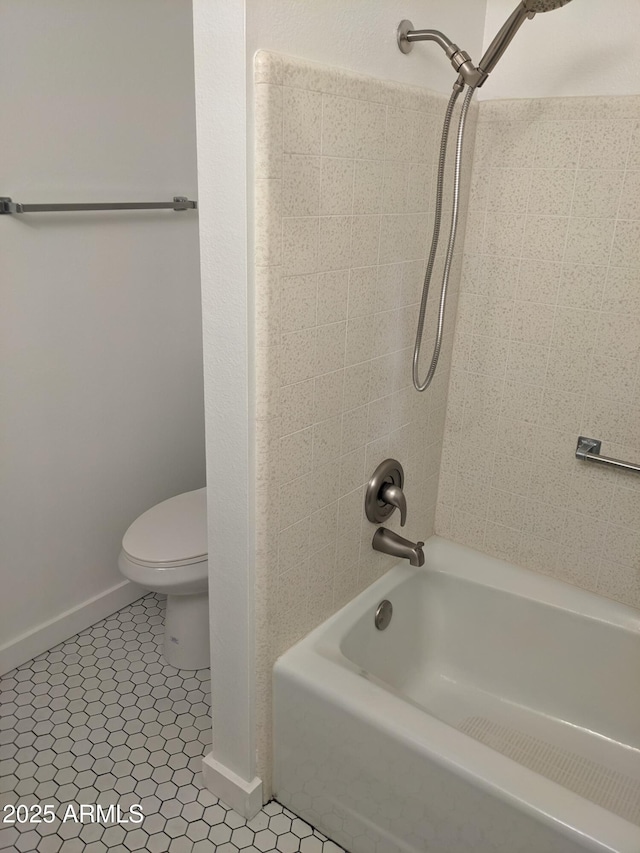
[[575, 436, 640, 475], [0, 196, 197, 215]]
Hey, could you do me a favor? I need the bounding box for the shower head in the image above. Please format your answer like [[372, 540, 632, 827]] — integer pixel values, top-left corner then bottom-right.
[[478, 0, 574, 78], [524, 0, 573, 11]]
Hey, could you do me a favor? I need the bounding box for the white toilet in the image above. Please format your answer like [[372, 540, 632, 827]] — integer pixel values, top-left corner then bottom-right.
[[118, 487, 209, 670]]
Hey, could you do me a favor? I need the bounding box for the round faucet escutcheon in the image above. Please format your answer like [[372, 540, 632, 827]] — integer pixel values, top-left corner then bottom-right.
[[365, 459, 406, 526]]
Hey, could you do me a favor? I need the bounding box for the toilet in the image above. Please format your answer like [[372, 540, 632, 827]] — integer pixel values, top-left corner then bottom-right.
[[118, 487, 209, 670]]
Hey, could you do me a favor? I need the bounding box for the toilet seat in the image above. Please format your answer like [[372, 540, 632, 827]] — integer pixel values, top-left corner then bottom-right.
[[122, 487, 207, 567], [118, 549, 208, 596], [122, 552, 207, 569]]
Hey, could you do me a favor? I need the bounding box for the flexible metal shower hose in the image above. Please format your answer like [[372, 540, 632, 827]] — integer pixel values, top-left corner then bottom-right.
[[413, 84, 476, 392]]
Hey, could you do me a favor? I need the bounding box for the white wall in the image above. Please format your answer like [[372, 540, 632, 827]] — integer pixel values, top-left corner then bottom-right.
[[0, 0, 204, 669], [247, 0, 487, 95], [481, 0, 640, 99]]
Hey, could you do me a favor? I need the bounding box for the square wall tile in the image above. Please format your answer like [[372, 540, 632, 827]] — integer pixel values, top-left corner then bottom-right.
[[320, 157, 355, 216], [355, 101, 387, 160], [282, 217, 318, 275], [282, 154, 321, 217], [572, 170, 624, 219], [321, 94, 356, 158], [283, 87, 322, 154]]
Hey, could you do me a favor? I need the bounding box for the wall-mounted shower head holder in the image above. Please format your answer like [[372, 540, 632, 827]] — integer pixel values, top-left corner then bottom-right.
[[398, 1, 574, 89], [397, 20, 488, 88]]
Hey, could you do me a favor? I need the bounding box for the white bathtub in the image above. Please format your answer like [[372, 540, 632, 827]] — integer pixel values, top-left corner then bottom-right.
[[273, 536, 640, 853]]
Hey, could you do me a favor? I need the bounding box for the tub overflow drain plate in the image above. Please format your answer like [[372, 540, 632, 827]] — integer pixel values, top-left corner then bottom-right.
[[375, 599, 393, 630]]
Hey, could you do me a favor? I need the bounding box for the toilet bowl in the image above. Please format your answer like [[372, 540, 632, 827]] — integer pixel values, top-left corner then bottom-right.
[[118, 487, 209, 670]]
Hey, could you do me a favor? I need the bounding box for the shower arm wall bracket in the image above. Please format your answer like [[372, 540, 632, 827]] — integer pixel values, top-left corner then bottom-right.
[[396, 20, 488, 88]]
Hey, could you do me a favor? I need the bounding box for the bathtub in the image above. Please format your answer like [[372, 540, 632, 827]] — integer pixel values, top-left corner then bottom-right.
[[273, 536, 640, 853]]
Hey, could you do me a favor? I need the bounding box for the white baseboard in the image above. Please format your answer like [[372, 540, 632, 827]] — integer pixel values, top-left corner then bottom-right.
[[202, 753, 263, 818], [0, 579, 146, 676]]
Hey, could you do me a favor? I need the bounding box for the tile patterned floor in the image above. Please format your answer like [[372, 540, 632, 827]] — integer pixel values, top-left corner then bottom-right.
[[0, 594, 345, 853]]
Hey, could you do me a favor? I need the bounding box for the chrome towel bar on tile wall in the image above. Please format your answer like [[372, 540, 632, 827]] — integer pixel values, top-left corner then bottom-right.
[[0, 196, 197, 215], [575, 437, 640, 475]]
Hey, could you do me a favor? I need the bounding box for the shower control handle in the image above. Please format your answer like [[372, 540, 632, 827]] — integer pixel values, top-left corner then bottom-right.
[[365, 459, 406, 527], [379, 483, 407, 527]]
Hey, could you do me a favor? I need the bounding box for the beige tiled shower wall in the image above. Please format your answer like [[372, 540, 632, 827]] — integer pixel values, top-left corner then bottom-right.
[[437, 95, 640, 611], [253, 51, 475, 787]]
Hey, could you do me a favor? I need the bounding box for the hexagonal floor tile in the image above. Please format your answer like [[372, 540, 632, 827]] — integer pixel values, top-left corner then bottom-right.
[[0, 592, 346, 853]]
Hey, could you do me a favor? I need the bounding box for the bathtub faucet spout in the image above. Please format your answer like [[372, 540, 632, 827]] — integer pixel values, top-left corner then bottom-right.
[[372, 527, 425, 567]]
